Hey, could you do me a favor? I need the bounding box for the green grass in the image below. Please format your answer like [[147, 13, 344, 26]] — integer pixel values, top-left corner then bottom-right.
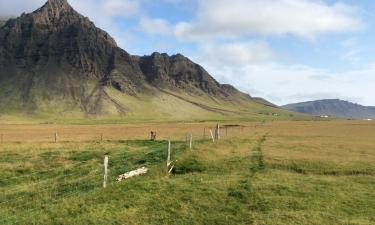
[[0, 126, 374, 224], [0, 87, 312, 124]]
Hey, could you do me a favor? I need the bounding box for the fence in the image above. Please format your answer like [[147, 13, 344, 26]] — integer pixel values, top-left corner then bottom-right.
[[0, 122, 265, 224], [0, 123, 262, 143]]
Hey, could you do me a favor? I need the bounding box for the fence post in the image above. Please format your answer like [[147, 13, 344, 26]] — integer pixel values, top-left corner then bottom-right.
[[151, 131, 157, 141], [167, 141, 174, 174], [100, 133, 103, 142], [203, 128, 206, 139], [54, 132, 58, 143], [103, 155, 109, 188], [215, 124, 220, 140], [210, 130, 215, 142], [167, 140, 171, 167], [1, 134, 3, 143], [189, 133, 193, 149]]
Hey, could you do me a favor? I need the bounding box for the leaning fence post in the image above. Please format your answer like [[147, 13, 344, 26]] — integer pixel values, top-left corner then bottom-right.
[[189, 133, 193, 149], [103, 155, 109, 188]]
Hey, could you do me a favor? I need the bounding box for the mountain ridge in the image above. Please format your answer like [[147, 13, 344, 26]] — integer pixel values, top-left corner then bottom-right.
[[0, 0, 295, 122], [283, 99, 375, 119]]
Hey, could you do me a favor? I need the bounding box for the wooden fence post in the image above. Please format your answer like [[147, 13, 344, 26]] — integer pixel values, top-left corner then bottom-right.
[[210, 130, 215, 142], [167, 140, 171, 167], [54, 132, 58, 143], [151, 131, 157, 141], [215, 124, 220, 140], [100, 133, 103, 142], [103, 155, 109, 188], [189, 133, 193, 149], [203, 128, 206, 139], [167, 141, 174, 174]]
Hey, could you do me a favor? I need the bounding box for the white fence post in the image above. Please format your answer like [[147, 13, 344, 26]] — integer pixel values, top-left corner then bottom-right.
[[189, 133, 193, 149], [167, 140, 171, 167], [103, 155, 109, 188], [215, 124, 220, 140], [167, 141, 174, 174], [210, 130, 215, 142]]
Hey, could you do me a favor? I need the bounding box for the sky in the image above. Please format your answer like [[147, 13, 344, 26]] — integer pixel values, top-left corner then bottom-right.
[[1, 0, 375, 106]]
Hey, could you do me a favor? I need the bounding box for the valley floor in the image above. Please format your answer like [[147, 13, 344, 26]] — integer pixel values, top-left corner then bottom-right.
[[0, 121, 374, 224]]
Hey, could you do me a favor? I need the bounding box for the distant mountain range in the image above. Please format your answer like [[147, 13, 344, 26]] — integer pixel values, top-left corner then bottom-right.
[[283, 99, 375, 119]]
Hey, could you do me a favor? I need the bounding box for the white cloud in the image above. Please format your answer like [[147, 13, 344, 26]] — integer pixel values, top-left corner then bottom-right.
[[71, 0, 139, 21], [0, 0, 44, 18], [175, 0, 363, 41], [199, 61, 375, 106], [339, 37, 363, 63], [0, 0, 139, 21], [197, 41, 275, 67], [176, 0, 371, 106], [139, 17, 172, 35]]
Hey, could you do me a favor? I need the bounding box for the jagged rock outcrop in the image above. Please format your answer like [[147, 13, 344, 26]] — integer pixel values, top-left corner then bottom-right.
[[0, 0, 253, 117], [138, 52, 249, 99]]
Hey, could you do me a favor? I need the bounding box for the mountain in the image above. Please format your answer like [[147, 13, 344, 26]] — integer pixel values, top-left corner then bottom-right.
[[0, 0, 294, 122], [283, 99, 375, 119]]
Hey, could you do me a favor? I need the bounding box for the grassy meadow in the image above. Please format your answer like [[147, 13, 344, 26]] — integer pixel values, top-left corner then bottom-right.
[[0, 121, 374, 224]]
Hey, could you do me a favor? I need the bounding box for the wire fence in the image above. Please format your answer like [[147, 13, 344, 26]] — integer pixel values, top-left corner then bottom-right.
[[0, 123, 263, 143], [0, 123, 265, 224]]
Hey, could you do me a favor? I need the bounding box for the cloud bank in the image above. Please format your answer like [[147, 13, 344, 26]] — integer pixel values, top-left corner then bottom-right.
[[175, 0, 363, 40]]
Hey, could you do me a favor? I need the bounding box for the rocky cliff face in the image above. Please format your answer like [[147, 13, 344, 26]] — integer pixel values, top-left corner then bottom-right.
[[0, 0, 252, 117], [138, 53, 248, 99]]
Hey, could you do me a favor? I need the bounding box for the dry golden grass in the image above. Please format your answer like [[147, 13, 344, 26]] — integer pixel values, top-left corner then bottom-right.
[[262, 121, 375, 163], [0, 122, 261, 143]]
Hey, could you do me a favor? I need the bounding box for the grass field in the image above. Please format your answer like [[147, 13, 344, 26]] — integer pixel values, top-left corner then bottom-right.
[[0, 121, 374, 224]]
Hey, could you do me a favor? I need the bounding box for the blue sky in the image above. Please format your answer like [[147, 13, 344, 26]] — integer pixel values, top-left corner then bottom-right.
[[1, 0, 375, 106]]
